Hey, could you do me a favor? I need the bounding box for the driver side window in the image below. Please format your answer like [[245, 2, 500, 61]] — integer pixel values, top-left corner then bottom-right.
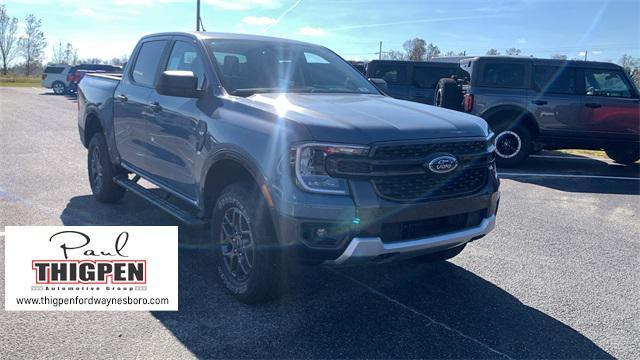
[[166, 41, 206, 90], [584, 69, 633, 98]]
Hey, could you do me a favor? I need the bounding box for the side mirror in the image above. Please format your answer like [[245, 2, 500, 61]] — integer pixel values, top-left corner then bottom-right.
[[369, 78, 388, 92], [157, 70, 203, 98]]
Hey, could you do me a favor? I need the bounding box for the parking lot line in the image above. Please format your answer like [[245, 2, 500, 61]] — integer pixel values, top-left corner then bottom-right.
[[329, 268, 513, 359], [499, 172, 640, 181], [530, 155, 613, 162]]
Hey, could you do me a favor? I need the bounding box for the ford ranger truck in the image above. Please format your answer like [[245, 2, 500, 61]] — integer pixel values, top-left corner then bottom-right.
[[77, 32, 500, 303]]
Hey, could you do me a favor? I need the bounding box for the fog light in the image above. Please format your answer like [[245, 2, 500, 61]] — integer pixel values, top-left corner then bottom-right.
[[302, 223, 352, 248]]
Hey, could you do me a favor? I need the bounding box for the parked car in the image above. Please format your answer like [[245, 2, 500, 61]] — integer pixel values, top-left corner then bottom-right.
[[67, 64, 122, 93], [77, 32, 499, 303], [41, 64, 73, 94], [434, 56, 640, 166], [366, 60, 458, 105]]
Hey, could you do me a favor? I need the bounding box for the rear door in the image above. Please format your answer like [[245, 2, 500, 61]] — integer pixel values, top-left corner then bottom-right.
[[113, 38, 169, 172], [145, 38, 209, 200], [581, 68, 640, 136], [528, 65, 584, 133], [410, 64, 458, 105], [369, 62, 410, 99]]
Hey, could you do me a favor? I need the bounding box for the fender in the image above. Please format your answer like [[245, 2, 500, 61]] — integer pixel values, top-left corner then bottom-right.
[[480, 104, 540, 134], [82, 104, 121, 166], [198, 144, 270, 212]]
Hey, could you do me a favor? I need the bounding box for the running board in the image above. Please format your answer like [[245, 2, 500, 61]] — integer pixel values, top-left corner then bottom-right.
[[114, 176, 208, 228]]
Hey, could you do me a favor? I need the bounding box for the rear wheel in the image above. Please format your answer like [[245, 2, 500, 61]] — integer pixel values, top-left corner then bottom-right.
[[493, 124, 532, 167], [605, 146, 640, 164], [212, 183, 281, 303], [87, 133, 126, 203], [411, 244, 467, 263], [52, 81, 66, 95], [434, 78, 463, 110]]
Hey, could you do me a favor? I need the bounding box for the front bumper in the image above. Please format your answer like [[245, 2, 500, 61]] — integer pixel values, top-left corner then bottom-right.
[[325, 215, 495, 265]]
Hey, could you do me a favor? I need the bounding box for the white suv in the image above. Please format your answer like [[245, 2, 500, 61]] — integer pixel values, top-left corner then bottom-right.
[[41, 64, 72, 95]]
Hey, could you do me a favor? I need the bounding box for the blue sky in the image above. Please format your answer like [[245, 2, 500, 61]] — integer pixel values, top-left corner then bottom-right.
[[3, 0, 639, 64]]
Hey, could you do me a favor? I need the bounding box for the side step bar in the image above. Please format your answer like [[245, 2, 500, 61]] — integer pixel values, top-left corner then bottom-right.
[[114, 176, 209, 228]]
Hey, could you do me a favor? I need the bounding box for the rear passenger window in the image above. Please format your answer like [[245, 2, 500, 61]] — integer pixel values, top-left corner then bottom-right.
[[166, 41, 206, 90], [479, 63, 526, 88], [584, 69, 634, 98], [533, 66, 576, 94], [372, 65, 407, 84], [44, 67, 65, 74], [131, 40, 167, 87], [413, 67, 457, 88]]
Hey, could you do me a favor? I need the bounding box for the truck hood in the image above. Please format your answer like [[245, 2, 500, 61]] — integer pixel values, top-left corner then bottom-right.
[[243, 93, 490, 144]]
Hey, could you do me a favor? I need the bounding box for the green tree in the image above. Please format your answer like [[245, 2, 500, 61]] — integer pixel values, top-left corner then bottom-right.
[[18, 14, 46, 76], [0, 5, 19, 75]]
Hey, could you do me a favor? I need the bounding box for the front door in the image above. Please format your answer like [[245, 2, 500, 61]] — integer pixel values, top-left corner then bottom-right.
[[581, 68, 640, 137]]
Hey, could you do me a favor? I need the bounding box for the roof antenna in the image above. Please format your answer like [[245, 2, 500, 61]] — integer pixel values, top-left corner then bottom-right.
[[196, 0, 205, 31]]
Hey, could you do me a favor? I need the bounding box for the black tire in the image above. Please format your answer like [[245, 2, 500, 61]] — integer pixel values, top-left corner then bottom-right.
[[605, 146, 640, 165], [212, 183, 281, 303], [493, 124, 532, 167], [411, 243, 467, 263], [52, 81, 67, 95], [434, 78, 463, 111], [87, 133, 126, 203]]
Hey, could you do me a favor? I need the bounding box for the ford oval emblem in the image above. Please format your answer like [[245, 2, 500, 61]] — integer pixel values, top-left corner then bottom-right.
[[426, 154, 458, 174]]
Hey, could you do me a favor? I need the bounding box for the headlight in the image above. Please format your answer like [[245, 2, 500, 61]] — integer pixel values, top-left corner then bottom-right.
[[292, 143, 369, 194]]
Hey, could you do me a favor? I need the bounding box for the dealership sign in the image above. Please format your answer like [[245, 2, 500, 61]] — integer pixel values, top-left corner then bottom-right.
[[4, 226, 178, 311]]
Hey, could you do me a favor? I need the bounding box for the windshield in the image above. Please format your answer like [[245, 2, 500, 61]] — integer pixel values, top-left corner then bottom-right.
[[205, 39, 380, 96]]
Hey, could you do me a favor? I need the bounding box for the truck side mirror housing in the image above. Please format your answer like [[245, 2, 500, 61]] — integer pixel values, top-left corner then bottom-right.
[[369, 78, 388, 92], [157, 70, 203, 98]]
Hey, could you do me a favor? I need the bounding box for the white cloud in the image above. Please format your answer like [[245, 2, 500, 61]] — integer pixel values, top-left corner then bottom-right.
[[298, 26, 325, 36], [204, 0, 278, 11], [74, 6, 134, 20], [242, 16, 278, 25], [517, 37, 527, 44]]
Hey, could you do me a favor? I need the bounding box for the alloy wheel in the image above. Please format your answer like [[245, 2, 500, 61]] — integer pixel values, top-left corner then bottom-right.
[[495, 130, 522, 159], [219, 207, 255, 282]]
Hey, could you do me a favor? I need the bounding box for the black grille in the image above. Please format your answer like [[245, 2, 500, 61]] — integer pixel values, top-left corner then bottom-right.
[[373, 141, 486, 159], [373, 167, 487, 202], [380, 210, 485, 243]]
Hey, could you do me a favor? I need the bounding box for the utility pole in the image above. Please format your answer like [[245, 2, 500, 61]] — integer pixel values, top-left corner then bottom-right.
[[379, 41, 382, 60], [584, 50, 588, 61], [196, 0, 201, 31]]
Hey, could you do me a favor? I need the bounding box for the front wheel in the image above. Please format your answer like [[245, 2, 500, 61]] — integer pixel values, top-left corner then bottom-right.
[[87, 133, 126, 203], [212, 183, 281, 303], [605, 146, 639, 165], [493, 125, 532, 167]]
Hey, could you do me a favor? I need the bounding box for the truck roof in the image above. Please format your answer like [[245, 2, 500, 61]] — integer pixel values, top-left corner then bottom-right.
[[140, 31, 318, 47], [462, 55, 623, 70]]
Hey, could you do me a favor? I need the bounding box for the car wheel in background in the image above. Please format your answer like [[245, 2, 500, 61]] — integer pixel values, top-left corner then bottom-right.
[[52, 81, 66, 95], [434, 78, 463, 111], [87, 133, 127, 203], [212, 183, 281, 303], [493, 124, 532, 167], [605, 146, 640, 165]]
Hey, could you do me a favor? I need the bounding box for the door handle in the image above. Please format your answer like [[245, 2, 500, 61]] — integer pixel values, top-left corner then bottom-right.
[[585, 103, 602, 108], [531, 100, 548, 105], [115, 94, 128, 102], [148, 101, 163, 112]]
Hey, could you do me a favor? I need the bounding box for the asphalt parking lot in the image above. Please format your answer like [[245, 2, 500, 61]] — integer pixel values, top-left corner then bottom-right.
[[1, 86, 639, 359]]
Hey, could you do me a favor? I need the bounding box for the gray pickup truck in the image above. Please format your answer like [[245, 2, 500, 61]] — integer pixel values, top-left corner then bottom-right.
[[78, 32, 500, 303]]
